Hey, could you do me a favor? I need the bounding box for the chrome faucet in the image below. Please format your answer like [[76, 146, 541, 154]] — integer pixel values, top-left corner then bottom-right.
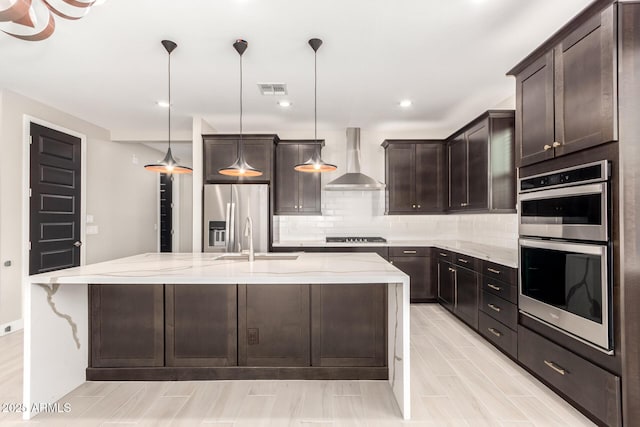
[[244, 216, 254, 262]]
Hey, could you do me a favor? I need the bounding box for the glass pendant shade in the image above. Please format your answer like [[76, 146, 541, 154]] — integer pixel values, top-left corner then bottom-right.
[[145, 39, 192, 175], [219, 39, 263, 177], [294, 37, 337, 174]]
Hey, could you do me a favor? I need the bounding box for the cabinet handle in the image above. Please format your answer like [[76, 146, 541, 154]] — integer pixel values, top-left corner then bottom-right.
[[390, 261, 394, 265], [487, 267, 501, 274], [543, 144, 552, 151], [487, 328, 502, 338], [544, 360, 567, 376], [488, 303, 501, 313], [294, 205, 298, 209], [448, 267, 455, 272], [458, 258, 469, 264], [412, 204, 416, 208], [299, 205, 302, 209], [552, 141, 561, 148], [487, 283, 502, 291], [403, 250, 417, 254], [439, 253, 448, 257], [417, 205, 421, 208]]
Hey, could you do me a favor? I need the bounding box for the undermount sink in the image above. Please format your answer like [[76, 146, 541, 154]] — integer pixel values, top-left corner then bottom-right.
[[215, 254, 299, 261]]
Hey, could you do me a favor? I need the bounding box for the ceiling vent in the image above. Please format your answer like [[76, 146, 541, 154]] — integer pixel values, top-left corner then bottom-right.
[[257, 83, 288, 96]]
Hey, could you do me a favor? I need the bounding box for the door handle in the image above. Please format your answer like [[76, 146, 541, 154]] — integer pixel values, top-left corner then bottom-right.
[[73, 241, 82, 247], [552, 141, 561, 148], [543, 144, 552, 151]]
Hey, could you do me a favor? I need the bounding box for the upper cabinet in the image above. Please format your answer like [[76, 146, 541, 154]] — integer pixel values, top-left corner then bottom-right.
[[447, 111, 516, 212], [203, 134, 278, 183], [511, 4, 617, 168], [274, 140, 322, 215], [382, 140, 446, 214]]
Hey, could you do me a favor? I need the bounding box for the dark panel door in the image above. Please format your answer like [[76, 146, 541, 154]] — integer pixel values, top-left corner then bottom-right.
[[241, 140, 272, 183], [159, 173, 173, 252], [90, 284, 164, 367], [165, 284, 237, 367], [386, 144, 415, 213], [437, 260, 454, 311], [516, 52, 555, 167], [239, 284, 310, 366], [489, 115, 517, 210], [555, 4, 617, 156], [454, 266, 479, 330], [275, 143, 299, 214], [448, 134, 467, 210], [415, 143, 445, 213], [30, 123, 81, 275], [466, 120, 489, 210], [390, 256, 436, 301], [297, 144, 322, 214], [203, 139, 237, 183], [311, 284, 386, 367]]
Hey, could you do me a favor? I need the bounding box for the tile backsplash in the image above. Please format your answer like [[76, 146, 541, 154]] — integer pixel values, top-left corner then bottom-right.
[[274, 191, 518, 249]]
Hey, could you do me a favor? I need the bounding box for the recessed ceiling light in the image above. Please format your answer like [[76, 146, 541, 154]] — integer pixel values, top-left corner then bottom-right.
[[157, 100, 170, 108], [399, 99, 412, 108], [278, 100, 292, 107]]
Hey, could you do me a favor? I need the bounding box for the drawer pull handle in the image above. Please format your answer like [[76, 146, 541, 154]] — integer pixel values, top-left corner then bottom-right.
[[552, 141, 561, 148], [487, 268, 501, 274], [403, 250, 417, 254], [487, 283, 502, 291], [488, 328, 502, 337], [439, 253, 448, 257], [543, 144, 552, 151], [458, 258, 469, 264], [544, 360, 567, 376], [488, 303, 501, 312], [448, 267, 456, 272]]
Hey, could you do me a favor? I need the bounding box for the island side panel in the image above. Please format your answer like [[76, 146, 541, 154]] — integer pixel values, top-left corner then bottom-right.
[[23, 283, 88, 420], [388, 280, 411, 420]]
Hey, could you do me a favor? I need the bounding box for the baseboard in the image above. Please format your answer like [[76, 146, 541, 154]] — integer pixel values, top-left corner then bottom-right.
[[0, 319, 23, 337]]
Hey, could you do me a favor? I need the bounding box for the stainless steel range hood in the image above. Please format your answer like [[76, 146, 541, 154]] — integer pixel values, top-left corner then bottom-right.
[[325, 128, 385, 191]]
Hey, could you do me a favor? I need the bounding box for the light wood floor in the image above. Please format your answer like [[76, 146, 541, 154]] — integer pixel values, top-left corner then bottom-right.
[[0, 304, 595, 426]]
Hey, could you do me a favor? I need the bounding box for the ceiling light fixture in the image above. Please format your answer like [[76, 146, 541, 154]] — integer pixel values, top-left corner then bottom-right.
[[294, 38, 337, 173], [219, 39, 263, 177], [399, 99, 412, 108], [278, 100, 292, 107], [144, 40, 192, 175]]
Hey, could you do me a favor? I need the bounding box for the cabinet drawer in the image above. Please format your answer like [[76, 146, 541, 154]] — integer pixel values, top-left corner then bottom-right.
[[518, 327, 622, 427], [482, 260, 517, 285], [479, 312, 516, 359], [482, 277, 517, 304], [435, 249, 452, 261], [389, 247, 430, 257], [480, 291, 517, 330], [452, 252, 480, 271]]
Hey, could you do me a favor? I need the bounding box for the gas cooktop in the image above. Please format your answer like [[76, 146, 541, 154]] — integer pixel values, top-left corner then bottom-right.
[[325, 236, 387, 244]]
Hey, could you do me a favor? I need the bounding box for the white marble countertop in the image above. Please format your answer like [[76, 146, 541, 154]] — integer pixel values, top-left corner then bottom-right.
[[272, 240, 518, 268], [28, 252, 409, 285]]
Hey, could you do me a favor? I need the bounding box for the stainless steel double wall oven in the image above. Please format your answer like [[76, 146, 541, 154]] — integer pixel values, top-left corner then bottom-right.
[[518, 160, 612, 353]]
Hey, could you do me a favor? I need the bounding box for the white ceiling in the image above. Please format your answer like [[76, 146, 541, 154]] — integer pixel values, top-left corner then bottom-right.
[[1, 0, 593, 145]]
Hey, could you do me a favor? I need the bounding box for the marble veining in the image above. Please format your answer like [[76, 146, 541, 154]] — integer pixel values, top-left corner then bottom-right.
[[35, 283, 80, 349]]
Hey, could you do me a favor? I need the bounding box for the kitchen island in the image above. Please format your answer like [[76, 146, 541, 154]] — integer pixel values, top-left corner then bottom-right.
[[24, 252, 410, 420]]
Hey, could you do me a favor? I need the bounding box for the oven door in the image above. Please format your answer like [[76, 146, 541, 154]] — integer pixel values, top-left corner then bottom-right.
[[519, 182, 608, 241], [519, 238, 611, 352]]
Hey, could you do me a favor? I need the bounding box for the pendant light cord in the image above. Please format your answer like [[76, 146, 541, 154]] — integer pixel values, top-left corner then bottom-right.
[[314, 47, 317, 144], [239, 52, 243, 151], [168, 48, 172, 151]]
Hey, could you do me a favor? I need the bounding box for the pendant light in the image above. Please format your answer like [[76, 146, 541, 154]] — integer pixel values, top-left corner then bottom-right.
[[219, 39, 263, 177], [145, 40, 193, 175], [294, 38, 337, 173]]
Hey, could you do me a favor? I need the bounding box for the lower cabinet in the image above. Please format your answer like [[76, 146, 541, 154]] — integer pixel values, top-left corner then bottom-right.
[[454, 266, 479, 330], [389, 247, 436, 302], [90, 284, 164, 368], [437, 258, 455, 311]]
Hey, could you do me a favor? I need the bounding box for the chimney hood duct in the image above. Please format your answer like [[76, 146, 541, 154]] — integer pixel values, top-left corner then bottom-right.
[[325, 128, 385, 191]]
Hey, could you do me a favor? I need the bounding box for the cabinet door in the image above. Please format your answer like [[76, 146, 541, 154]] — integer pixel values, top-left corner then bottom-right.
[[437, 260, 454, 311], [386, 144, 415, 213], [165, 285, 237, 367], [554, 4, 617, 157], [275, 144, 299, 214], [239, 284, 310, 366], [415, 143, 445, 212], [466, 121, 489, 210], [204, 139, 237, 183], [311, 284, 386, 367], [454, 266, 479, 330], [240, 140, 272, 182], [516, 52, 555, 167], [448, 134, 467, 209], [297, 145, 322, 214], [390, 255, 436, 301], [90, 284, 164, 368]]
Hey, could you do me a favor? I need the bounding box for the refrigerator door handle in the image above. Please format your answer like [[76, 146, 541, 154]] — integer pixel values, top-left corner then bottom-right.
[[229, 202, 236, 252], [225, 202, 232, 252]]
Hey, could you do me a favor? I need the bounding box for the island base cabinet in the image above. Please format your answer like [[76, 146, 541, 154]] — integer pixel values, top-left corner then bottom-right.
[[90, 284, 164, 368], [165, 285, 237, 367], [238, 284, 310, 367], [311, 284, 387, 367]]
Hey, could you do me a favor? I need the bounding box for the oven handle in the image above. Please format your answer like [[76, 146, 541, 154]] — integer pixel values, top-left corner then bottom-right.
[[519, 238, 608, 257], [519, 182, 606, 202]]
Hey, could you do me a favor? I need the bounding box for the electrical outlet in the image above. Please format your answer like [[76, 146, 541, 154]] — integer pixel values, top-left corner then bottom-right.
[[4, 325, 11, 333], [248, 328, 259, 345]]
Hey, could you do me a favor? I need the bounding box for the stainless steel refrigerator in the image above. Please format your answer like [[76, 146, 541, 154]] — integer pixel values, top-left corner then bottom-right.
[[203, 184, 269, 253]]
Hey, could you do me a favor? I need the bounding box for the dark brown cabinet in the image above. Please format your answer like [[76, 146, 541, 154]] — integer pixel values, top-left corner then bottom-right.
[[511, 4, 617, 167], [165, 284, 237, 367], [436, 251, 480, 330], [447, 111, 515, 212], [90, 284, 164, 368], [437, 258, 455, 312], [453, 265, 479, 330], [382, 140, 446, 214], [311, 284, 386, 367], [203, 134, 278, 183], [389, 247, 436, 302], [274, 140, 322, 215], [238, 284, 310, 366]]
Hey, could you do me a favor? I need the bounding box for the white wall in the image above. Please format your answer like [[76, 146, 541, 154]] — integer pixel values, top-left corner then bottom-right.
[[0, 90, 160, 326]]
